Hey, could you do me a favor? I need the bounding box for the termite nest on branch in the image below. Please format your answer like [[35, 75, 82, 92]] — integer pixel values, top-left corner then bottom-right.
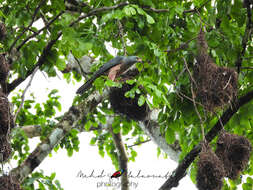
[[215, 130, 252, 179], [109, 69, 150, 121], [0, 91, 14, 136], [193, 29, 238, 111], [0, 22, 6, 41], [0, 175, 23, 190], [0, 54, 9, 85], [196, 143, 225, 190], [0, 136, 12, 163]]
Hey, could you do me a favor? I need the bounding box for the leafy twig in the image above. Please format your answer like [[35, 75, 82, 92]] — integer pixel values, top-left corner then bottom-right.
[[7, 3, 131, 93], [9, 0, 47, 52], [7, 33, 61, 94], [183, 0, 211, 14], [165, 36, 198, 54], [183, 58, 205, 141], [241, 67, 253, 69], [127, 139, 151, 148], [16, 11, 65, 51], [235, 1, 252, 73], [117, 20, 127, 56], [142, 0, 211, 14], [13, 67, 39, 123]]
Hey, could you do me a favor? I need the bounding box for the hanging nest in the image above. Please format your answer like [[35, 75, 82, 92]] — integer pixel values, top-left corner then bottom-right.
[[0, 54, 9, 83], [215, 131, 252, 179], [0, 91, 14, 136], [193, 29, 238, 111], [0, 136, 12, 162], [0, 22, 6, 41], [109, 83, 150, 121], [196, 143, 225, 190], [0, 175, 23, 190]]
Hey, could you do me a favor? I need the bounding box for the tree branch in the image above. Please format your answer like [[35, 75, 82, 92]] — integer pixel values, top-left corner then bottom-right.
[[141, 0, 211, 14], [20, 125, 42, 138], [235, 2, 252, 73], [159, 90, 253, 190], [13, 67, 39, 123], [7, 2, 131, 94], [117, 20, 127, 56], [16, 11, 65, 52], [139, 111, 181, 162], [7, 33, 62, 94], [10, 90, 109, 183], [9, 0, 47, 52], [127, 139, 151, 148], [110, 126, 129, 190], [165, 36, 198, 54]]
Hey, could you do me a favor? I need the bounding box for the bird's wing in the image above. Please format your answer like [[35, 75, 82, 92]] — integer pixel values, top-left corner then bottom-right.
[[76, 56, 123, 94], [108, 64, 121, 81]]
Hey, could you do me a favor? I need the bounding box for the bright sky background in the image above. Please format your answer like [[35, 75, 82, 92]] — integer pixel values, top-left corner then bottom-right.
[[9, 70, 198, 190]]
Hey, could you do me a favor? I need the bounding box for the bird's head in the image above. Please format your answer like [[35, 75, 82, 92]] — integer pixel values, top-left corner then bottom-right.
[[126, 56, 142, 64], [119, 56, 142, 73]]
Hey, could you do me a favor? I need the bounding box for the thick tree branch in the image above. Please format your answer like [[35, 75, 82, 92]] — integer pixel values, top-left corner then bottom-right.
[[7, 33, 62, 94], [159, 90, 253, 190], [10, 90, 108, 183], [110, 126, 129, 190], [20, 122, 102, 138], [139, 111, 181, 162], [20, 125, 42, 138]]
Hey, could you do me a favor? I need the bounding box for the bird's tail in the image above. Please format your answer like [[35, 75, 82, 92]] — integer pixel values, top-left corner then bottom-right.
[[76, 79, 94, 94]]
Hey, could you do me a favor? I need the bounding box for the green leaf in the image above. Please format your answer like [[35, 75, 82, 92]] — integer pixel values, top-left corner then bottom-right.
[[146, 15, 155, 24], [138, 95, 145, 106], [105, 80, 121, 87], [165, 128, 175, 144]]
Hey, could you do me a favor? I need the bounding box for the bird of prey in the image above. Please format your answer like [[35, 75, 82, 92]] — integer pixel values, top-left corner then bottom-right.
[[76, 56, 142, 94]]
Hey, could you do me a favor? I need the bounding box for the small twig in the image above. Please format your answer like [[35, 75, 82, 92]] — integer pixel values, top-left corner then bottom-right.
[[195, 8, 213, 29], [16, 11, 65, 51], [40, 10, 49, 26], [213, 111, 224, 129], [183, 0, 211, 14], [223, 75, 232, 90], [183, 58, 197, 86], [243, 56, 253, 60], [183, 58, 205, 141], [117, 20, 127, 56], [165, 36, 198, 54], [241, 67, 253, 69], [141, 6, 170, 13], [169, 64, 204, 107], [127, 139, 151, 148], [70, 51, 89, 76], [235, 0, 252, 73], [9, 0, 47, 52], [142, 0, 211, 14], [13, 67, 39, 123]]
